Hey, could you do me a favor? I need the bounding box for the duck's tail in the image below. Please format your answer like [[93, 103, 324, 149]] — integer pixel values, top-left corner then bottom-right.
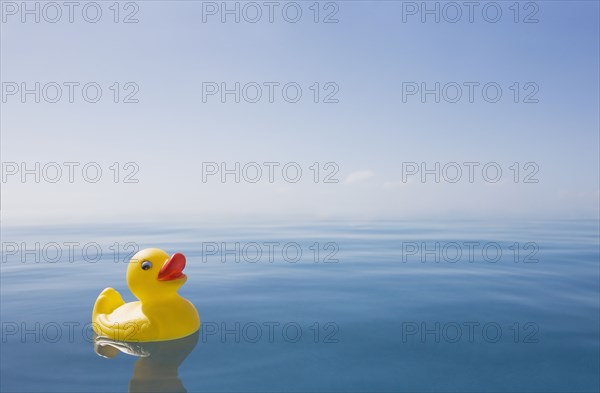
[[92, 287, 125, 335]]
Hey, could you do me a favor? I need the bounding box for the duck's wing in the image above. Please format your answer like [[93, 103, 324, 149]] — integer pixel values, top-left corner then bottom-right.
[[92, 287, 125, 317]]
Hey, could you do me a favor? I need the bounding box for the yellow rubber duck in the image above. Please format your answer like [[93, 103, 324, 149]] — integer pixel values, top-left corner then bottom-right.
[[92, 248, 200, 342]]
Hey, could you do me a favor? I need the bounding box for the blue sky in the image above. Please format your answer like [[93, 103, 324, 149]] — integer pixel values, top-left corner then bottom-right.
[[1, 1, 598, 225]]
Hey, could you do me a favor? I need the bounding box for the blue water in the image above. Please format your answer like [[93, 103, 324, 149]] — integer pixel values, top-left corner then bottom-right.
[[1, 221, 599, 392]]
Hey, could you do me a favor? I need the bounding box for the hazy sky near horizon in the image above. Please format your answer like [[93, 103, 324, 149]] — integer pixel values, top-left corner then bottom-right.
[[1, 1, 599, 225]]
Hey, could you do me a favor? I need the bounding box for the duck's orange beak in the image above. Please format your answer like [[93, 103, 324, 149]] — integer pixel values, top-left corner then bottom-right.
[[158, 252, 186, 281]]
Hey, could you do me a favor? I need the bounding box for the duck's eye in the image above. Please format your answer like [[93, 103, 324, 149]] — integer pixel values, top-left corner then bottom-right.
[[141, 261, 153, 270]]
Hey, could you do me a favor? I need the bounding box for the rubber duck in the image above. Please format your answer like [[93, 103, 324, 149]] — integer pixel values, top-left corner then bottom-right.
[[92, 248, 200, 342]]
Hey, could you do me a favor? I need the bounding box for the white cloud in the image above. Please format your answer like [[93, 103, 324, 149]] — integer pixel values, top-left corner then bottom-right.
[[383, 180, 408, 189], [345, 170, 375, 184]]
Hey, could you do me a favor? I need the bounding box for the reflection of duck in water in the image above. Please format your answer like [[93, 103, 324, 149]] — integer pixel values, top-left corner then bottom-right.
[[94, 331, 199, 393]]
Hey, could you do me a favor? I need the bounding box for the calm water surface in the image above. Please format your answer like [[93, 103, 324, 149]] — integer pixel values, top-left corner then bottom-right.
[[1, 221, 599, 392]]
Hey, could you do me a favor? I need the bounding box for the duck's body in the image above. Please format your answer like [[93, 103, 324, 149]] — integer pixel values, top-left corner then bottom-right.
[[92, 249, 200, 342]]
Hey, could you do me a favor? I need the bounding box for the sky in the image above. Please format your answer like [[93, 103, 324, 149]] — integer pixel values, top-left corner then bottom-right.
[[1, 1, 599, 225]]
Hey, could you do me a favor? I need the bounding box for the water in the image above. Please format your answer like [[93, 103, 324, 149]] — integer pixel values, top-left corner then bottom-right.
[[1, 221, 599, 392]]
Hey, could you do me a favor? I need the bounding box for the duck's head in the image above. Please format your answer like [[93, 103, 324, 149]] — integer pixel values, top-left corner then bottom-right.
[[127, 248, 187, 301]]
